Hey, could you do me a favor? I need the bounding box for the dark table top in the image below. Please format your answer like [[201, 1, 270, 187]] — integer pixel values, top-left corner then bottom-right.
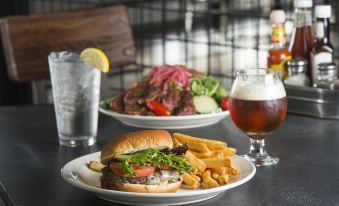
[[0, 105, 338, 206]]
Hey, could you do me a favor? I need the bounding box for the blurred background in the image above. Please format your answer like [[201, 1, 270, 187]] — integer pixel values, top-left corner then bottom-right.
[[0, 0, 336, 105]]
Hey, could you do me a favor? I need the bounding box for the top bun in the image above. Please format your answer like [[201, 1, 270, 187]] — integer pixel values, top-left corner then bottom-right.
[[101, 130, 173, 164]]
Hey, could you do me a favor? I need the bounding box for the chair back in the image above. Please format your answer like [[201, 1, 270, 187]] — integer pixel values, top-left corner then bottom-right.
[[0, 5, 135, 82]]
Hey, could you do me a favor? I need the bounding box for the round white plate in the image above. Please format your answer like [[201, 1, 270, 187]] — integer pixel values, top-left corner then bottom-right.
[[99, 107, 229, 129], [61, 152, 256, 206]]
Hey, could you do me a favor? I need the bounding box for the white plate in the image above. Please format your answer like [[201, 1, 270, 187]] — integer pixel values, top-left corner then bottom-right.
[[99, 107, 229, 129], [61, 152, 256, 206]]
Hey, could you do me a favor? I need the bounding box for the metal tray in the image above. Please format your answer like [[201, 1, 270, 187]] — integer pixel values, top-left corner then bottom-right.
[[285, 85, 339, 119]]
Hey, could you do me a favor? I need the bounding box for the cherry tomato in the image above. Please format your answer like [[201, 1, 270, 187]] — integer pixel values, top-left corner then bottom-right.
[[221, 97, 230, 110], [147, 100, 171, 116]]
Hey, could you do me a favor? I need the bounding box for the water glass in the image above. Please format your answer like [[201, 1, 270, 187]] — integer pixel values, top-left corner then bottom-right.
[[48, 52, 101, 147]]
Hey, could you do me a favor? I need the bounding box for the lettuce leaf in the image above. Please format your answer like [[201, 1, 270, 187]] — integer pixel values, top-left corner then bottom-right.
[[191, 75, 227, 103], [114, 148, 193, 176]]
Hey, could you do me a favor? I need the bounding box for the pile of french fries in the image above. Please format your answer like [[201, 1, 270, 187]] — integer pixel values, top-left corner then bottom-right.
[[173, 133, 240, 189]]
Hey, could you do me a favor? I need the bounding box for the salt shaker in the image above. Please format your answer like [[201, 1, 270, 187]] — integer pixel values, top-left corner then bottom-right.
[[313, 62, 337, 89], [284, 59, 309, 86]]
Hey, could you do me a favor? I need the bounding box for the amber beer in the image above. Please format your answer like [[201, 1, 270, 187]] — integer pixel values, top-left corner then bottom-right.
[[229, 69, 287, 166], [229, 97, 287, 140]]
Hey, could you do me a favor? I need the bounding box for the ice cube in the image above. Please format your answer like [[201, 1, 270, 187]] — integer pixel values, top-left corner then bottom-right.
[[49, 51, 81, 62]]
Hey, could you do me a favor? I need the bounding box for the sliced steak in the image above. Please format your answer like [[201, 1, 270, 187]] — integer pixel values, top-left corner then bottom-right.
[[162, 89, 181, 112], [110, 93, 125, 113], [174, 91, 196, 115]]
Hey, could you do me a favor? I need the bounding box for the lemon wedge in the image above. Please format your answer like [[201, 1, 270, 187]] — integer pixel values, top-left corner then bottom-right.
[[80, 48, 109, 73]]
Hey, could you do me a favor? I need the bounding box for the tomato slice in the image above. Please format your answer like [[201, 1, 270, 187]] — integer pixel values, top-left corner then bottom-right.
[[157, 163, 172, 170], [147, 100, 171, 116], [133, 166, 155, 177], [110, 162, 125, 176], [110, 162, 155, 177]]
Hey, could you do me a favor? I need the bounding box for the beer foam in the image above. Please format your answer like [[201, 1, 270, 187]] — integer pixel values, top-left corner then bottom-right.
[[230, 80, 286, 101]]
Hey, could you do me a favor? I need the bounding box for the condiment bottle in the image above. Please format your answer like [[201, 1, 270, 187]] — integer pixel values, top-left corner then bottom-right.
[[267, 10, 292, 80], [313, 62, 337, 89], [284, 59, 309, 86], [289, 0, 314, 85], [311, 5, 334, 84]]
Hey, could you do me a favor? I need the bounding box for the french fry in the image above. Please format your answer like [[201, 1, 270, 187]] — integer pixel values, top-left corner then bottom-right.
[[226, 166, 238, 176], [191, 174, 201, 182], [190, 151, 213, 159], [211, 167, 227, 175], [182, 172, 199, 186], [193, 167, 199, 174], [222, 147, 237, 157], [211, 172, 219, 180], [87, 161, 104, 172], [175, 138, 207, 172], [173, 133, 227, 150], [186, 142, 210, 153], [229, 166, 240, 183], [227, 163, 240, 181], [173, 138, 182, 146], [184, 151, 206, 172], [211, 151, 225, 158], [201, 170, 219, 188], [201, 158, 231, 169], [217, 174, 230, 185], [190, 150, 224, 159]]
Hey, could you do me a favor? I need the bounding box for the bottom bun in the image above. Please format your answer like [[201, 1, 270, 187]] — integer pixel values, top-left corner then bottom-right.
[[106, 181, 182, 193]]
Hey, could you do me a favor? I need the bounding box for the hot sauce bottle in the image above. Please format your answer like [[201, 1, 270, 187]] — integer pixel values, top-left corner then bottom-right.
[[311, 5, 334, 84], [289, 0, 314, 85], [267, 10, 292, 80]]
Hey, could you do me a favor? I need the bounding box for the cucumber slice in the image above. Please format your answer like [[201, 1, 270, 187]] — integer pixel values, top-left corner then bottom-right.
[[193, 95, 218, 114]]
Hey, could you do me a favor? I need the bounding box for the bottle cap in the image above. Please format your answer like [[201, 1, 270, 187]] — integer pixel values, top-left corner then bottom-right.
[[315, 5, 331, 18], [287, 59, 307, 75], [294, 0, 313, 8], [270, 10, 286, 24]]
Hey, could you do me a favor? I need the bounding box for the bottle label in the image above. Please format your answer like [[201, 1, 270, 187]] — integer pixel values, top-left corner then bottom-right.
[[311, 52, 333, 82], [315, 22, 324, 38], [272, 27, 286, 44], [270, 55, 292, 80]]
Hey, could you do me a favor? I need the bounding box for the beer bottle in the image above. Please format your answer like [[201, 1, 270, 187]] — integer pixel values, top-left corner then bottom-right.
[[267, 10, 292, 80], [289, 0, 314, 85], [311, 5, 334, 85]]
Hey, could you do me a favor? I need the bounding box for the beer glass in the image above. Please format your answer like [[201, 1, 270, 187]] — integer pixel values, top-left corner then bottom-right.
[[229, 69, 287, 166]]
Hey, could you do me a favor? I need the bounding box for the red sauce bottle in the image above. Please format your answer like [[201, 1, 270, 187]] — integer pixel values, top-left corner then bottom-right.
[[289, 0, 314, 85]]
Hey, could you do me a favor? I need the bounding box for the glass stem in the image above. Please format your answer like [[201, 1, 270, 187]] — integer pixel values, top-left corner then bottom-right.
[[248, 139, 268, 158]]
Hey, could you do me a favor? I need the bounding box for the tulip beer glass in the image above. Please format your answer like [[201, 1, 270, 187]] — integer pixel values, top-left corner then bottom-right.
[[229, 69, 287, 166]]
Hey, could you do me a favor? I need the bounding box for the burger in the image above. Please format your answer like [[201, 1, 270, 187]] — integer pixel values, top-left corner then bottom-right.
[[100, 130, 193, 193]]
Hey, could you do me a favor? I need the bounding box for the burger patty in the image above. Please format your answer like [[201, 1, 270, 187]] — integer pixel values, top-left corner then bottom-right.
[[101, 166, 181, 189]]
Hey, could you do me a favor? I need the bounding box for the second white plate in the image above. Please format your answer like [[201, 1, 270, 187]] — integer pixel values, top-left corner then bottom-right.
[[99, 107, 229, 129], [61, 152, 256, 206]]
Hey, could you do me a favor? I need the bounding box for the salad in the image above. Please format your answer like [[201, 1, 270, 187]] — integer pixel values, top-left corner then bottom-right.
[[104, 65, 229, 116]]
